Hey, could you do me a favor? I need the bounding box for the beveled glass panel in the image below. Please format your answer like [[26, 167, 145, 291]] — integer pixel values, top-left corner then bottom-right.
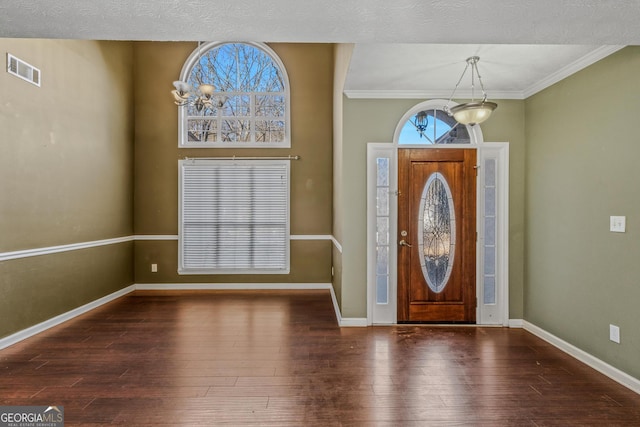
[[376, 217, 389, 245], [485, 187, 496, 216], [485, 158, 496, 186], [484, 275, 496, 304], [484, 216, 496, 246], [484, 246, 495, 275], [377, 188, 389, 216], [376, 275, 389, 304], [417, 173, 456, 293], [376, 246, 389, 275], [376, 158, 389, 186]]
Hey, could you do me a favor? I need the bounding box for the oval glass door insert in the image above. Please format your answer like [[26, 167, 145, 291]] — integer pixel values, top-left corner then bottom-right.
[[418, 172, 456, 293]]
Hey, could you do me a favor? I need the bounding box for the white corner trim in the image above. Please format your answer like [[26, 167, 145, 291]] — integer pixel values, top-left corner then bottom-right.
[[0, 285, 136, 350], [135, 283, 332, 291], [328, 285, 367, 327], [509, 319, 524, 328], [331, 236, 343, 254], [328, 285, 343, 325], [523, 320, 640, 395], [290, 235, 343, 254], [523, 45, 625, 98], [0, 236, 134, 262]]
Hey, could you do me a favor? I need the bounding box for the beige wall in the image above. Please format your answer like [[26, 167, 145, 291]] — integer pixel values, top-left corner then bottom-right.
[[525, 46, 640, 379], [133, 42, 333, 284], [340, 97, 526, 318], [0, 39, 135, 338]]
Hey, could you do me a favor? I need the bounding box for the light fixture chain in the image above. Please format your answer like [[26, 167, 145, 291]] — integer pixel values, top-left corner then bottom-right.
[[473, 61, 488, 102], [470, 60, 476, 102], [446, 60, 471, 106]]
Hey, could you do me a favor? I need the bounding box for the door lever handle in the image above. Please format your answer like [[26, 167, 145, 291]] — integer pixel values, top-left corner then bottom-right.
[[399, 239, 413, 248]]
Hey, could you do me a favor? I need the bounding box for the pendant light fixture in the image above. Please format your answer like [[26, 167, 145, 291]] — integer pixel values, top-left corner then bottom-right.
[[170, 42, 224, 112], [445, 56, 497, 126]]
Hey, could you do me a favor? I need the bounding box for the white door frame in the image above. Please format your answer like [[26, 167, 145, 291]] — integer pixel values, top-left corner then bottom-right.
[[477, 143, 510, 325], [366, 100, 509, 325]]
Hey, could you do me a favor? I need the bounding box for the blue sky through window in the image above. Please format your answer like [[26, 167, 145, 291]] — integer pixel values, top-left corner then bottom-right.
[[398, 112, 453, 144], [190, 43, 284, 93]]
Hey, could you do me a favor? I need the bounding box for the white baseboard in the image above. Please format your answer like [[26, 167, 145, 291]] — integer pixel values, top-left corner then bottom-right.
[[328, 286, 367, 327], [523, 320, 640, 395], [138, 282, 369, 327], [340, 317, 368, 327], [0, 282, 357, 350], [135, 283, 331, 290], [0, 285, 136, 350], [509, 319, 524, 328]]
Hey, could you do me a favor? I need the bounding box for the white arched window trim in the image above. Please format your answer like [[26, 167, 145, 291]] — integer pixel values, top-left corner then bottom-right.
[[392, 99, 484, 146], [177, 41, 291, 148]]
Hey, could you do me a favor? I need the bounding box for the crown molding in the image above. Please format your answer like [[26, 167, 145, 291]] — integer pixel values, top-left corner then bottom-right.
[[344, 45, 625, 101], [344, 89, 525, 100], [523, 45, 625, 98]]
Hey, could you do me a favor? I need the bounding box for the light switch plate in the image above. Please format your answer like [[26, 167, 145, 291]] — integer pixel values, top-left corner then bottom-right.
[[610, 216, 626, 233], [610, 324, 620, 343]]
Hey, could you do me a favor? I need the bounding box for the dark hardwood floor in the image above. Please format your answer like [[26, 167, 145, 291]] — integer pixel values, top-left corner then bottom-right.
[[1, 290, 639, 426]]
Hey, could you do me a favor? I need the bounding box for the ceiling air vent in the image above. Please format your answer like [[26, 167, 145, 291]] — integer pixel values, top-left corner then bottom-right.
[[7, 53, 41, 87]]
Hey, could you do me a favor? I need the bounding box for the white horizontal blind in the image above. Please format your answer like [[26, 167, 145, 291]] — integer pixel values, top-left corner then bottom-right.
[[179, 159, 290, 274]]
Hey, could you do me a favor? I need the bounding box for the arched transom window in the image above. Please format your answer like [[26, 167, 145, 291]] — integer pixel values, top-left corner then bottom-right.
[[395, 101, 476, 145], [177, 42, 290, 148]]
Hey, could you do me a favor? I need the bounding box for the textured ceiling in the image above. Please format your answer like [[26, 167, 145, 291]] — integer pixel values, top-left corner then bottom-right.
[[1, 1, 639, 97], [344, 44, 624, 99], [1, 0, 640, 43]]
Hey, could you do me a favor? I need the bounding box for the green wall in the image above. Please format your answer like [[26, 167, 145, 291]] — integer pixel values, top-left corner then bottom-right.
[[0, 39, 135, 338], [340, 97, 526, 319], [133, 42, 333, 284], [525, 46, 640, 379]]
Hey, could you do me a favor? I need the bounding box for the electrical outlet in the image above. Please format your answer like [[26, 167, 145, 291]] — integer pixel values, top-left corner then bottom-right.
[[151, 263, 158, 273], [609, 324, 620, 344]]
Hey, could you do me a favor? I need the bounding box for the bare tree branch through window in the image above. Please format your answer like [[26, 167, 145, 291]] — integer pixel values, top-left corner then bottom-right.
[[183, 43, 288, 146]]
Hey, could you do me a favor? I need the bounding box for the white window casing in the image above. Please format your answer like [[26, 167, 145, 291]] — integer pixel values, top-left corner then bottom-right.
[[177, 42, 291, 148]]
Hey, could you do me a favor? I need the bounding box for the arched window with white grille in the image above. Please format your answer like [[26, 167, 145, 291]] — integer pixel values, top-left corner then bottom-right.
[[176, 42, 290, 148]]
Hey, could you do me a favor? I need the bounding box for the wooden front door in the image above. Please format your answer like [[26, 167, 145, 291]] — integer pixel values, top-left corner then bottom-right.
[[398, 148, 477, 323]]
